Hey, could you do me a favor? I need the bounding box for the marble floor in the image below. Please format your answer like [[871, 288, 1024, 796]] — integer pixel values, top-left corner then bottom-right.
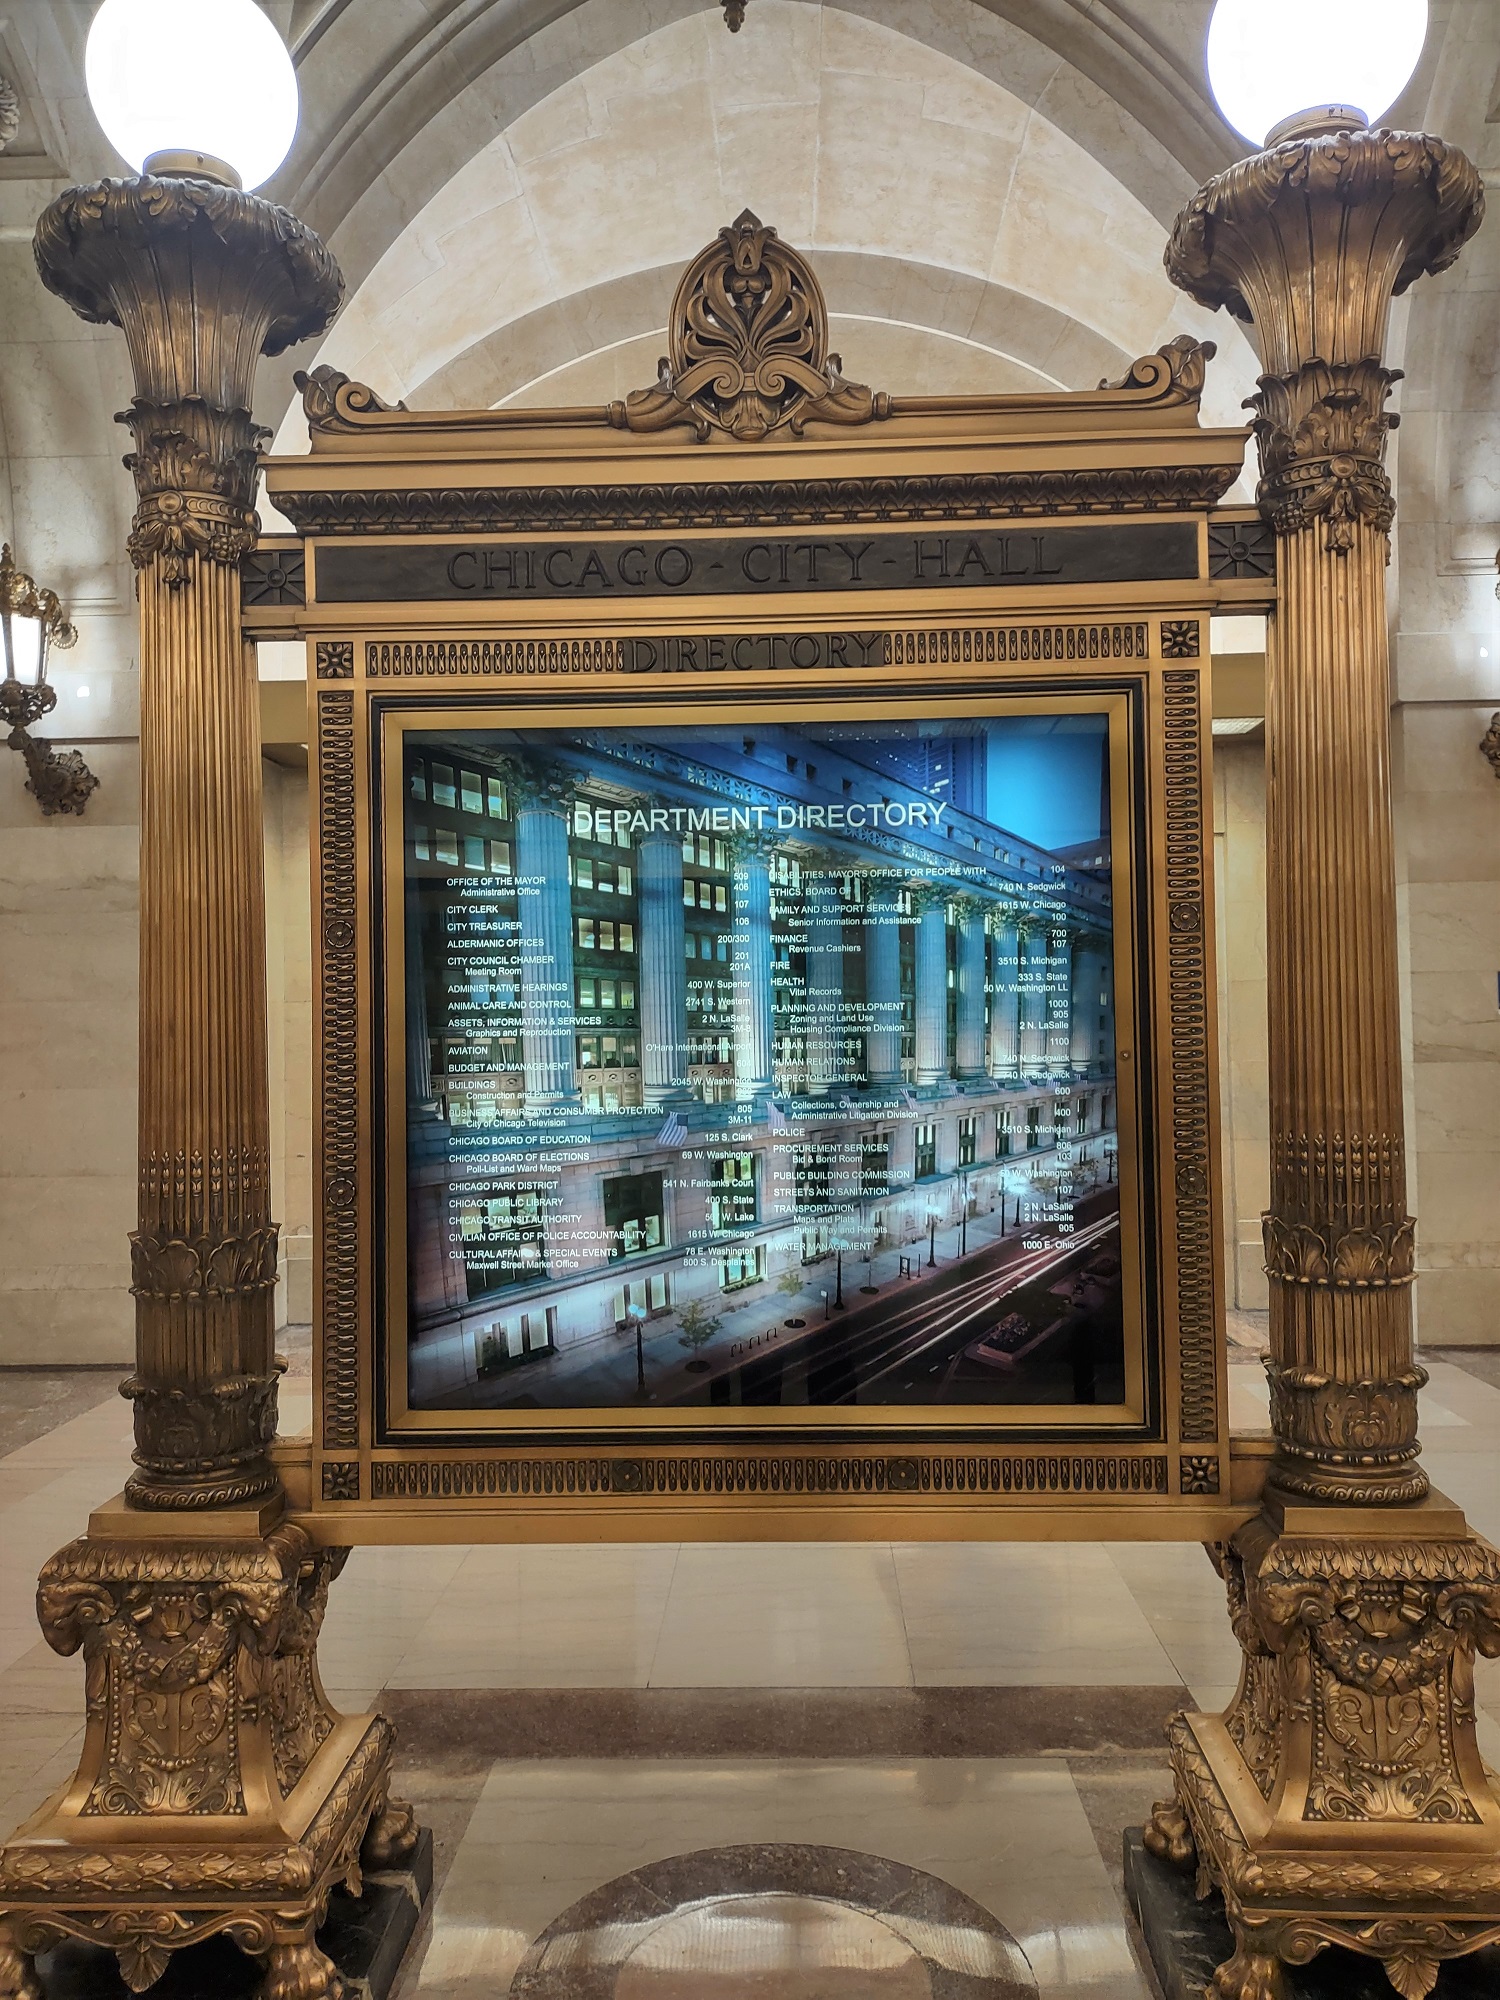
[[5, 1330, 1500, 1998]]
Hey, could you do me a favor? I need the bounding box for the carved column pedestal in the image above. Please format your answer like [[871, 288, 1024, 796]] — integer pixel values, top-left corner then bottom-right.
[[0, 1519, 415, 2000], [1154, 116, 1498, 1998], [1149, 1506, 1500, 1999]]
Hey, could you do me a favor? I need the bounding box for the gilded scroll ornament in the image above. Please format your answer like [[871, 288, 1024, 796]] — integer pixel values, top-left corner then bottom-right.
[[296, 364, 407, 436], [11, 735, 99, 816], [613, 210, 887, 442], [1482, 713, 1500, 779], [1099, 334, 1217, 406]]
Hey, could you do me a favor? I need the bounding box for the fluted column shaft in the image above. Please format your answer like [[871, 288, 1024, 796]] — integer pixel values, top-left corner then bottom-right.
[[1017, 927, 1047, 1071], [955, 903, 989, 1080], [515, 802, 580, 1111], [864, 879, 904, 1087], [1167, 119, 1485, 1504], [803, 865, 845, 1096], [1070, 939, 1100, 1074], [1258, 516, 1422, 1497], [637, 829, 692, 1106], [130, 558, 280, 1500], [33, 175, 342, 1507], [987, 920, 1021, 1080], [913, 894, 949, 1089], [731, 842, 774, 1101]]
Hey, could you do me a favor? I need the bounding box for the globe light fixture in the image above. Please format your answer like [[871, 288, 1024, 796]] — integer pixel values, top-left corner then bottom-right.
[[84, 0, 299, 190], [0, 542, 98, 816], [1206, 0, 1428, 148]]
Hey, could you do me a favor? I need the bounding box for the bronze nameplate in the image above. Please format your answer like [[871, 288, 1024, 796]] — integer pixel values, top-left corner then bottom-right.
[[314, 521, 1200, 603]]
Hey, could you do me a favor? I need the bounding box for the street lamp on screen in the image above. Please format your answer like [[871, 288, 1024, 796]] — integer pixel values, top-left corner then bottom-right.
[[85, 0, 300, 189], [1206, 0, 1427, 147]]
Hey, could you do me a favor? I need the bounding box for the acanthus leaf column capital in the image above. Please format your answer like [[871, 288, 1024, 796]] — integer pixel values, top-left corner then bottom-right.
[[33, 175, 344, 583], [1165, 124, 1483, 550]]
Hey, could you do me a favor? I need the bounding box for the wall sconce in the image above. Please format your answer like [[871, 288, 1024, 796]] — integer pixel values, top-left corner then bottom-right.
[[0, 543, 99, 816]]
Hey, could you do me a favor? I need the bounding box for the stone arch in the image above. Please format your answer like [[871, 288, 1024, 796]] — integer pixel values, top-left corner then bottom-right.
[[410, 256, 1133, 409], [275, 2, 1260, 446]]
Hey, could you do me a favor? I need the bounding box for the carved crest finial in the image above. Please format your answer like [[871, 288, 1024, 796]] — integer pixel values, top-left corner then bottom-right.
[[612, 211, 886, 443]]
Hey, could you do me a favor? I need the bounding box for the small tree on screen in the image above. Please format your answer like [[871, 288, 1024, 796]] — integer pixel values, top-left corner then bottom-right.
[[677, 1297, 722, 1354]]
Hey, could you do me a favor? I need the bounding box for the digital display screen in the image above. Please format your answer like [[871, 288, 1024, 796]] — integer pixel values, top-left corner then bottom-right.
[[398, 711, 1125, 1416]]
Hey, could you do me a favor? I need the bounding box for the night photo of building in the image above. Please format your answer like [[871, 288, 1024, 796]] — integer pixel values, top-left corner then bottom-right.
[[401, 711, 1122, 1413]]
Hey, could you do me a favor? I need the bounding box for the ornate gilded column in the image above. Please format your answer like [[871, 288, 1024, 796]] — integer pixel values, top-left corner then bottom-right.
[[34, 177, 342, 1507], [1168, 122, 1484, 1509], [1142, 118, 1500, 2000], [0, 174, 418, 2000]]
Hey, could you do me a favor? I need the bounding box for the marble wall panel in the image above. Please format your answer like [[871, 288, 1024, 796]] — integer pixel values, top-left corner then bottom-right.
[[264, 759, 315, 1330], [1394, 702, 1500, 1347], [1212, 737, 1269, 1312]]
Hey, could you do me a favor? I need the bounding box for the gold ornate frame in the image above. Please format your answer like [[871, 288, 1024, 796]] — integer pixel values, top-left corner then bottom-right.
[[236, 220, 1278, 1541], [254, 521, 1269, 1540]]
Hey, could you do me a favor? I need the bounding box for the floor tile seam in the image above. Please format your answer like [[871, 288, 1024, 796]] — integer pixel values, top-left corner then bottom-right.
[[640, 1540, 698, 1691], [1101, 1545, 1213, 1690], [885, 1535, 922, 1689]]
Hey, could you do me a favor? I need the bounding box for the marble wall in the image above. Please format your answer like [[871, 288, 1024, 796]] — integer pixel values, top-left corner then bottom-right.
[[0, 224, 139, 1367], [1212, 736, 1269, 1314], [1385, 3, 1500, 1348], [263, 757, 315, 1330]]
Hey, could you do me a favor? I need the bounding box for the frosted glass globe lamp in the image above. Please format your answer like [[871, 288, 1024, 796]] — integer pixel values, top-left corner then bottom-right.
[[84, 0, 299, 190], [1206, 0, 1428, 149]]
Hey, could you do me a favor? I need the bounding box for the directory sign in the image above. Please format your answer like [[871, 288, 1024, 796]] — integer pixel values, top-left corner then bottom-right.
[[396, 708, 1130, 1420]]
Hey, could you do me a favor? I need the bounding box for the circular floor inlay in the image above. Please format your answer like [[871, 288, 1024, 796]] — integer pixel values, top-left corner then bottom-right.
[[510, 1843, 1037, 2000], [614, 1893, 932, 1998]]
